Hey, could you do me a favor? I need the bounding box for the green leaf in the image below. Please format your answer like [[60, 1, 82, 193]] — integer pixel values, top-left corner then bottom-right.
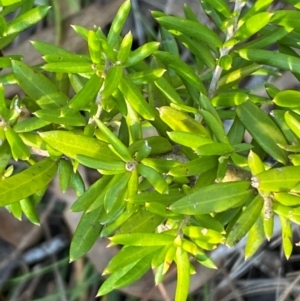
[[0, 140, 11, 174], [107, 0, 131, 47], [226, 195, 263, 247], [109, 233, 175, 247], [39, 131, 117, 160], [70, 209, 103, 261], [103, 172, 130, 213], [118, 76, 155, 120], [118, 208, 164, 233], [175, 247, 190, 301], [153, 77, 184, 105], [227, 12, 273, 46], [129, 68, 166, 85], [245, 213, 264, 259], [34, 109, 86, 126], [252, 166, 300, 192], [123, 42, 160, 67], [13, 117, 51, 133], [167, 131, 213, 149], [93, 118, 132, 162], [88, 30, 101, 64], [31, 41, 73, 56], [274, 192, 300, 207], [271, 110, 300, 145], [103, 246, 159, 274], [0, 158, 57, 206], [113, 253, 153, 289], [154, 15, 222, 48], [127, 188, 184, 205], [274, 90, 300, 108], [271, 10, 300, 32], [101, 65, 123, 100], [173, 33, 216, 69], [200, 109, 228, 143], [285, 111, 300, 138], [211, 92, 248, 107], [12, 60, 68, 108], [69, 73, 103, 110], [170, 181, 252, 215], [194, 249, 217, 269], [169, 156, 218, 177], [137, 164, 169, 194], [154, 51, 206, 93], [5, 127, 30, 160], [236, 100, 288, 164], [97, 261, 138, 296], [6, 6, 50, 36], [279, 215, 293, 259], [196, 143, 233, 156], [58, 159, 73, 193], [20, 198, 40, 225], [71, 176, 112, 212], [238, 49, 300, 76], [42, 62, 94, 73], [76, 155, 126, 174], [159, 106, 210, 136], [118, 31, 133, 63]]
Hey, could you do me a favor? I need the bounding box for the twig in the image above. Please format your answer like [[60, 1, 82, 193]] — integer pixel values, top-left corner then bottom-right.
[[208, 0, 246, 98]]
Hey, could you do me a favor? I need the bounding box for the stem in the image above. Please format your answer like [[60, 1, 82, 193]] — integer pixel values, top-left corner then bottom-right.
[[208, 0, 246, 98]]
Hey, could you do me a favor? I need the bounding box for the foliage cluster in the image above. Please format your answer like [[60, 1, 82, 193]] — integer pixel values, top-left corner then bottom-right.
[[1, 0, 300, 299]]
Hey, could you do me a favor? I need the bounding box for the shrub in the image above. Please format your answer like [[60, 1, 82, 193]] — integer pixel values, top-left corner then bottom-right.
[[1, 0, 300, 299]]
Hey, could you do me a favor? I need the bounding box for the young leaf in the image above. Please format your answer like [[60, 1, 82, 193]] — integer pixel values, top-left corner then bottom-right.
[[123, 42, 160, 67], [70, 209, 103, 261], [170, 181, 252, 215], [274, 90, 300, 108], [107, 0, 131, 47], [118, 31, 133, 63], [0, 158, 57, 206], [175, 247, 190, 301], [137, 164, 169, 194]]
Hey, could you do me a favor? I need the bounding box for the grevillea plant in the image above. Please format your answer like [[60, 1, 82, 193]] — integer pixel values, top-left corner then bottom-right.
[[1, 0, 300, 299]]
